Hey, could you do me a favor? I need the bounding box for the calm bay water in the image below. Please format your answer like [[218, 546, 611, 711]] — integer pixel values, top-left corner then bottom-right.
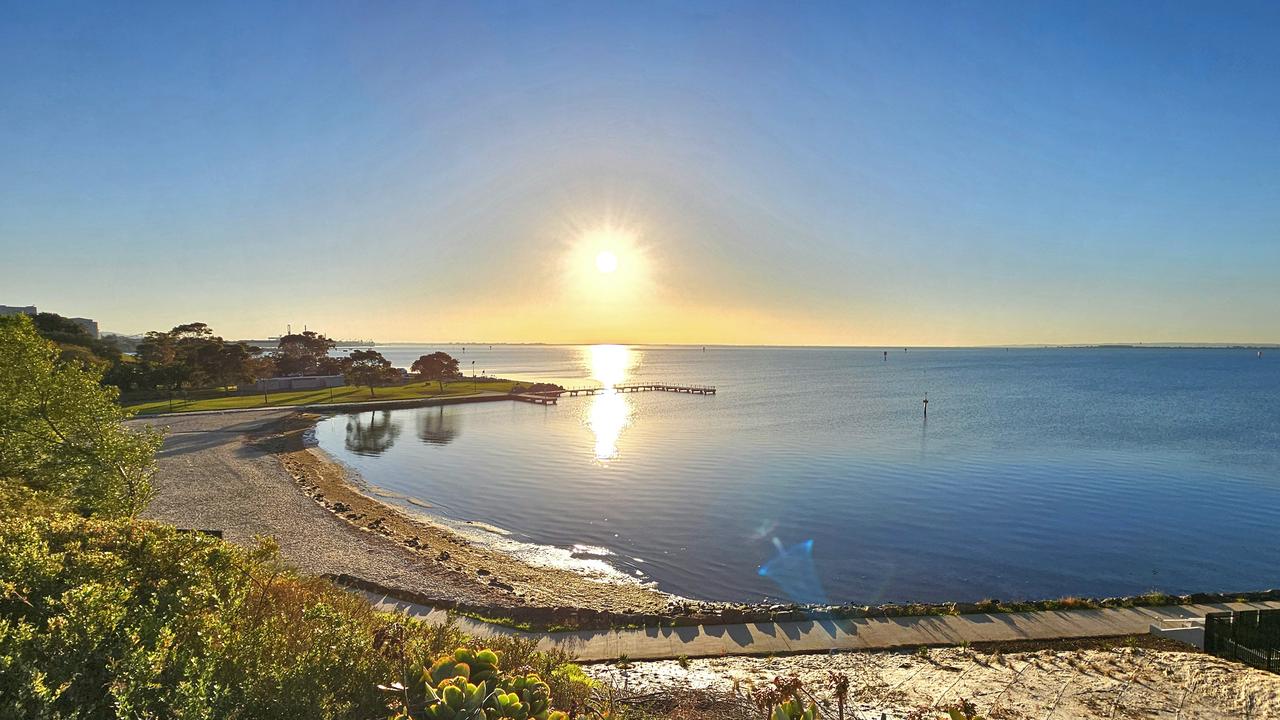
[[313, 345, 1280, 605]]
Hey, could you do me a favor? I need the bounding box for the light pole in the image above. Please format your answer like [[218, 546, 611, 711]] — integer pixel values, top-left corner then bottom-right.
[[472, 360, 476, 391]]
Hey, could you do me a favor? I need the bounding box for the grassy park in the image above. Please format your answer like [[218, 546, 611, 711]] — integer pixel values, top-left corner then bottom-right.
[[122, 378, 521, 415]]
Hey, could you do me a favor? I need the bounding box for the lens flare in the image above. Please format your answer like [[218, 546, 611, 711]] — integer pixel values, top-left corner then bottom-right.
[[758, 538, 828, 605]]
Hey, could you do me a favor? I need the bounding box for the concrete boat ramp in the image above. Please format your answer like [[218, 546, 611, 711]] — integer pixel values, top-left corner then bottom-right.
[[363, 591, 1280, 662]]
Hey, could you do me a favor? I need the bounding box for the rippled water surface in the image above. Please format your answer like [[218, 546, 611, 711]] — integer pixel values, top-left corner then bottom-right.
[[313, 345, 1280, 604]]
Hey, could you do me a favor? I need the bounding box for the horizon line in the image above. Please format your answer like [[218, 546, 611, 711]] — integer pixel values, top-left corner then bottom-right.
[[287, 340, 1280, 349]]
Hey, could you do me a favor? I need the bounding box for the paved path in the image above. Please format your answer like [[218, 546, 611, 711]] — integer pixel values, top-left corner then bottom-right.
[[364, 591, 1280, 662]]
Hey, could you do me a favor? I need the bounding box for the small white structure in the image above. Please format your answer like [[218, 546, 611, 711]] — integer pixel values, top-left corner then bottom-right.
[[242, 375, 346, 394], [1149, 617, 1205, 649]]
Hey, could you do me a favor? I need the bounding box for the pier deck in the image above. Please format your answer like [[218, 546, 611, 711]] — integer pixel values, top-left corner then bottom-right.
[[512, 393, 558, 405], [557, 382, 716, 397]]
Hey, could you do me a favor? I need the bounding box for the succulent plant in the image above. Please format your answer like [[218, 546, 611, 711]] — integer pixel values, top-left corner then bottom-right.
[[389, 648, 568, 720]]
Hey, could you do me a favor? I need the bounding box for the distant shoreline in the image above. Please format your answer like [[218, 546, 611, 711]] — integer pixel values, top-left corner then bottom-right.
[[352, 341, 1280, 350]]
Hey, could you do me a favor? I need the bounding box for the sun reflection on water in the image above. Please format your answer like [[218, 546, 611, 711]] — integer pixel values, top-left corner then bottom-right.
[[584, 345, 636, 461]]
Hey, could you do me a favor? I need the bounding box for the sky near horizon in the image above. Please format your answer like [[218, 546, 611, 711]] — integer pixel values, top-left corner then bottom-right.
[[2, 1, 1279, 346]]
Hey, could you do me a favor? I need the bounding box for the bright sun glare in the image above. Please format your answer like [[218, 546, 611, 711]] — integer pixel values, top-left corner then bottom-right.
[[565, 225, 648, 306]]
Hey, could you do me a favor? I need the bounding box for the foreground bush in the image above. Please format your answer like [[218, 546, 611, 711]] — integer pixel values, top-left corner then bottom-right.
[[388, 647, 582, 720], [0, 313, 160, 518], [0, 513, 575, 719]]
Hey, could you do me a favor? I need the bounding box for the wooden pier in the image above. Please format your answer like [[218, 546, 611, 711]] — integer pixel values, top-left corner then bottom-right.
[[555, 382, 716, 397], [512, 393, 558, 405]]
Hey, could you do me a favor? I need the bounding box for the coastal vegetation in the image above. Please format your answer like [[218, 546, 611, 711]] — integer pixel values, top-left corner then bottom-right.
[[55, 319, 496, 414], [0, 314, 160, 517], [0, 508, 592, 719], [0, 315, 590, 719], [28, 312, 124, 369]]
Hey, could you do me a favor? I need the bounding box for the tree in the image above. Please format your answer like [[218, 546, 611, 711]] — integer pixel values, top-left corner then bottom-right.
[[169, 323, 228, 388], [135, 322, 223, 392], [314, 353, 352, 376], [31, 312, 121, 364], [344, 349, 399, 397], [209, 343, 263, 395], [0, 314, 161, 517], [410, 352, 462, 392], [272, 331, 336, 376], [136, 327, 189, 392]]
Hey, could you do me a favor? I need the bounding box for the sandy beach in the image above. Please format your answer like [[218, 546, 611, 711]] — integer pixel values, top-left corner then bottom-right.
[[589, 638, 1280, 719], [130, 408, 676, 620]]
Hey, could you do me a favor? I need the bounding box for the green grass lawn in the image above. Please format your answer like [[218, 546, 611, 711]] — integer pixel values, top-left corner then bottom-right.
[[122, 379, 520, 415]]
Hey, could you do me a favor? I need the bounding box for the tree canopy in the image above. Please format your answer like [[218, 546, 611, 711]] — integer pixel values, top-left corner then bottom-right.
[[134, 323, 263, 393], [273, 331, 337, 376], [410, 352, 462, 391], [344, 349, 399, 397], [0, 314, 161, 517], [31, 312, 121, 366]]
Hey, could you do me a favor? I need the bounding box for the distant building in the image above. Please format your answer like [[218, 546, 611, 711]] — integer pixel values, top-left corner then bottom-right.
[[0, 306, 98, 338], [240, 375, 346, 394], [70, 317, 99, 338]]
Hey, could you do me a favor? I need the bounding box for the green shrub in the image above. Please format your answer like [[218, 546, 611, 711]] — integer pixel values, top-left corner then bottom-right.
[[0, 315, 586, 719], [388, 647, 572, 720], [0, 313, 160, 518], [0, 513, 498, 719]]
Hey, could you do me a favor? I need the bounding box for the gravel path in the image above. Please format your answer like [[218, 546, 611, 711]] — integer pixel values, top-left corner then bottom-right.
[[129, 409, 509, 607]]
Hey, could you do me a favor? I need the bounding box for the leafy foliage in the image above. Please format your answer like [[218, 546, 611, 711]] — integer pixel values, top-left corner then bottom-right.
[[30, 313, 121, 366], [0, 314, 160, 517], [347, 349, 401, 397], [134, 322, 265, 393], [411, 352, 463, 391], [273, 331, 338, 377], [0, 512, 483, 719], [0, 318, 590, 718], [388, 647, 572, 720]]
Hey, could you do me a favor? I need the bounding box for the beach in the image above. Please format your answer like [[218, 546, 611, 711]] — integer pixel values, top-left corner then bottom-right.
[[134, 404, 1280, 628], [588, 638, 1280, 719], [130, 408, 677, 620], [130, 405, 1280, 717]]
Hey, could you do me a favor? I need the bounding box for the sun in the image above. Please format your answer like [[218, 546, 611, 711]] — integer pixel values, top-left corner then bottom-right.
[[595, 250, 618, 273]]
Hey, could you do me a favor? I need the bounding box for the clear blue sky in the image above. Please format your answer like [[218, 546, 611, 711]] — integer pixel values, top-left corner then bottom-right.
[[3, 1, 1278, 344]]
